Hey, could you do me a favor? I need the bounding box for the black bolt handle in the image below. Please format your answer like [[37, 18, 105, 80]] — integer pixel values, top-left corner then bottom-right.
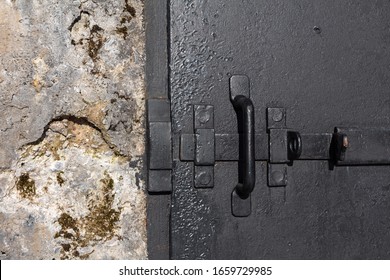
[[231, 95, 256, 199]]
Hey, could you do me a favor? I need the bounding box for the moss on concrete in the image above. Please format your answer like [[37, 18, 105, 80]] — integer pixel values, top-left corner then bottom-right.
[[16, 173, 36, 200]]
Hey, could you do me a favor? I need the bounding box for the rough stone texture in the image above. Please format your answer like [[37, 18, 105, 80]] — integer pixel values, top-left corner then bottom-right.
[[0, 0, 146, 259]]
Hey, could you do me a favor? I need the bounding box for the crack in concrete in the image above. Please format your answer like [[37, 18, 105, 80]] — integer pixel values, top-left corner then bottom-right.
[[20, 115, 127, 158]]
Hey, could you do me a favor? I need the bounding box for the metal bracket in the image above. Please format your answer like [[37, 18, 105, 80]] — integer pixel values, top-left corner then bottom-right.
[[268, 164, 287, 186], [267, 107, 289, 187], [192, 105, 215, 188], [193, 105, 215, 188], [148, 99, 172, 193], [332, 127, 390, 165], [231, 189, 251, 217]]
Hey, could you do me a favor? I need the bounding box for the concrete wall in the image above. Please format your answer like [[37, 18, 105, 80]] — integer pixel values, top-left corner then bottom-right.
[[0, 0, 147, 259]]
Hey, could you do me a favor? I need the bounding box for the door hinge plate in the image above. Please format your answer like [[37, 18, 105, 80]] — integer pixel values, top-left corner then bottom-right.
[[148, 99, 172, 193]]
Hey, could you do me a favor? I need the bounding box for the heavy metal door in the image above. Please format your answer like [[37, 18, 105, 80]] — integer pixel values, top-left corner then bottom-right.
[[147, 0, 390, 259]]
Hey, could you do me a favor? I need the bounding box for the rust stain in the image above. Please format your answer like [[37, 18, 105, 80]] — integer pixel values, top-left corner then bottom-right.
[[82, 102, 108, 129], [31, 56, 50, 93]]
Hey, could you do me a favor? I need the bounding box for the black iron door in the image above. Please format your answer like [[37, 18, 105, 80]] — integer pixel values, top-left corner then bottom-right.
[[149, 0, 390, 259]]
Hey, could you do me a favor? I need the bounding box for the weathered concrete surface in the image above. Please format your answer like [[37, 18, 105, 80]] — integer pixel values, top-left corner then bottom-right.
[[0, 0, 146, 259]]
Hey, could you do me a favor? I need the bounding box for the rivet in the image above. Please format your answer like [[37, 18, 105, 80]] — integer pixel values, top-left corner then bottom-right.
[[272, 170, 285, 184], [197, 171, 211, 185], [198, 109, 211, 124], [272, 109, 284, 122]]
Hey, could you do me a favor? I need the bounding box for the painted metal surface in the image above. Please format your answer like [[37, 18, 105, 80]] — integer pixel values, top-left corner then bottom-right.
[[165, 0, 390, 259]]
